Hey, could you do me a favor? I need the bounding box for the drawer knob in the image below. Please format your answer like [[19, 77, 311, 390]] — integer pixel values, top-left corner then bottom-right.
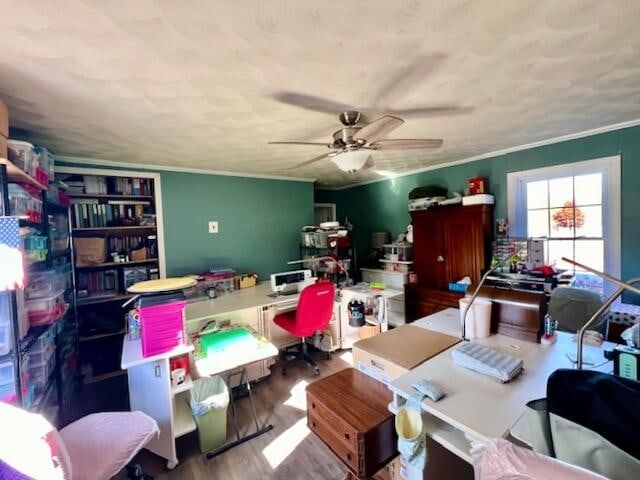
[[311, 421, 316, 428], [311, 403, 316, 409], [343, 433, 350, 440], [437, 255, 445, 262], [346, 453, 352, 461]]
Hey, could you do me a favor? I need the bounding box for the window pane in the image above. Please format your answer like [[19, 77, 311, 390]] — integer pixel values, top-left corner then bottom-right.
[[575, 240, 604, 272], [550, 206, 575, 238], [527, 210, 549, 237], [575, 206, 602, 238], [549, 177, 573, 208], [526, 180, 548, 209], [548, 240, 574, 270], [574, 173, 602, 206]]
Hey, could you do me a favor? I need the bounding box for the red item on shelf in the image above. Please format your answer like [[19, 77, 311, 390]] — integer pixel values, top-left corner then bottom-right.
[[169, 354, 190, 376], [468, 176, 488, 195]]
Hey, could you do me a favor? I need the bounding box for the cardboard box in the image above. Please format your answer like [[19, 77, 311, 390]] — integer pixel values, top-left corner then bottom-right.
[[0, 98, 8, 139], [353, 325, 459, 385]]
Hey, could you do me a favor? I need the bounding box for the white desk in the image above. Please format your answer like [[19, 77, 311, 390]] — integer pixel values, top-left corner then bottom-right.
[[388, 308, 614, 463]]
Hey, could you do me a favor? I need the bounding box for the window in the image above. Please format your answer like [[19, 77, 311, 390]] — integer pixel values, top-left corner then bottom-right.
[[508, 156, 621, 293]]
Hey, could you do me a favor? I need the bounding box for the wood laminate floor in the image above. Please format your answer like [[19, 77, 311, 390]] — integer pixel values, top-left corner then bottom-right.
[[136, 351, 356, 480]]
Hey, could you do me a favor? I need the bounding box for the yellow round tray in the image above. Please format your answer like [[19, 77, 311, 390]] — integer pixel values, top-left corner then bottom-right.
[[127, 277, 197, 294]]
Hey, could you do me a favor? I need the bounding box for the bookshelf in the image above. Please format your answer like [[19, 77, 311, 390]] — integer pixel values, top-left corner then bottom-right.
[[55, 170, 163, 408]]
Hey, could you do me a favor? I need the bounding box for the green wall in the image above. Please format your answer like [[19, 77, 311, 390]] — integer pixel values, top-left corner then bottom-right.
[[316, 125, 640, 301], [60, 161, 314, 279]]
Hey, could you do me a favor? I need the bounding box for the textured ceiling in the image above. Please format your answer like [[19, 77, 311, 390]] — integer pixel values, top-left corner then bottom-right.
[[1, 0, 640, 187]]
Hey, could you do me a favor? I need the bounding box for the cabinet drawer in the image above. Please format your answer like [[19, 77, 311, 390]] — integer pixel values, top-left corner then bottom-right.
[[308, 410, 360, 474], [307, 394, 358, 451]]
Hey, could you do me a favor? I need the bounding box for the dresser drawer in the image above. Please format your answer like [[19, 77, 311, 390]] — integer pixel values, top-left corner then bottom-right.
[[307, 394, 358, 450], [308, 410, 361, 474]]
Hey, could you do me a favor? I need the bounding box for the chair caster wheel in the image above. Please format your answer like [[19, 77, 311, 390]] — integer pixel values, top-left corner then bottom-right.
[[313, 368, 320, 377], [166, 460, 178, 470]]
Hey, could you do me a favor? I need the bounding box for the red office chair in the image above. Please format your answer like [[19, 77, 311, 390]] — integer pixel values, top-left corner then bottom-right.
[[273, 282, 335, 376]]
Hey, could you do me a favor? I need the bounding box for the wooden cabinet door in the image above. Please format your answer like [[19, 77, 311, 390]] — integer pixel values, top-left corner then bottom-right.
[[443, 217, 482, 285], [412, 213, 446, 287]]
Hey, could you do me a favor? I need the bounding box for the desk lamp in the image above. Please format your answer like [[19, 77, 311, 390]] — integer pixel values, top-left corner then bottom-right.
[[460, 250, 525, 340], [560, 257, 640, 370]]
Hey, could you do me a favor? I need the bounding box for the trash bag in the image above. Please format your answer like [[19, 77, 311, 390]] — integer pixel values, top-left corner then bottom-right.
[[189, 376, 229, 417], [396, 404, 427, 470]]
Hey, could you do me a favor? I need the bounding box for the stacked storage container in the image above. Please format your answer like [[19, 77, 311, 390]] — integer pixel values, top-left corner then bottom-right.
[[139, 300, 186, 357], [25, 270, 67, 327]]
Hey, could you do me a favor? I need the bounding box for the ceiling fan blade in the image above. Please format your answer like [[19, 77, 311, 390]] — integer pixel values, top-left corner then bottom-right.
[[373, 54, 446, 108], [372, 139, 443, 150], [387, 106, 473, 118], [353, 115, 404, 144], [286, 153, 332, 170], [271, 92, 356, 115], [269, 141, 332, 147]]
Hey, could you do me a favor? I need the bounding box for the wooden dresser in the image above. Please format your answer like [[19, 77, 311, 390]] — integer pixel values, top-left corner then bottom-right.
[[306, 368, 397, 479], [406, 204, 493, 321]]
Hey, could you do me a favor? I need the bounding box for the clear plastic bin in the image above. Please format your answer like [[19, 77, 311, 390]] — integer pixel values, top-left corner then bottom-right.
[[23, 235, 47, 251], [27, 325, 57, 354], [29, 354, 55, 392], [9, 184, 42, 222], [50, 232, 69, 253], [24, 249, 47, 263], [7, 140, 36, 176], [25, 270, 65, 300], [27, 343, 54, 367], [383, 244, 413, 262], [26, 292, 65, 327]]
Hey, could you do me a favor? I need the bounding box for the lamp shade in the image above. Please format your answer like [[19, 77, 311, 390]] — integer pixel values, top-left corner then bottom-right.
[[331, 150, 371, 173]]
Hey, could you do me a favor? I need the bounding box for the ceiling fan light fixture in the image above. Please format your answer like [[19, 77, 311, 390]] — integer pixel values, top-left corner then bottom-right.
[[331, 150, 371, 173]]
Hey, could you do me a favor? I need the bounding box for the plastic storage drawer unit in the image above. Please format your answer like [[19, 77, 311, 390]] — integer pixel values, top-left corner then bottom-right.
[[0, 361, 15, 403], [139, 300, 186, 357]]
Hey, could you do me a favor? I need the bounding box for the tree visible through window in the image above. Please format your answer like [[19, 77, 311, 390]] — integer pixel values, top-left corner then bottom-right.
[[525, 173, 604, 273]]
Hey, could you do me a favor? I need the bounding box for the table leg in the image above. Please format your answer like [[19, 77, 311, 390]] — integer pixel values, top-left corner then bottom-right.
[[206, 367, 274, 460]]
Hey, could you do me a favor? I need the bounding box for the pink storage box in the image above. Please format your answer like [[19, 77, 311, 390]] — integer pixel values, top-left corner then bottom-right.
[[139, 300, 186, 357]]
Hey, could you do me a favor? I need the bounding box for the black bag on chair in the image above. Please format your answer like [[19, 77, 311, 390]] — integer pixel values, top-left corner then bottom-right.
[[518, 369, 640, 479]]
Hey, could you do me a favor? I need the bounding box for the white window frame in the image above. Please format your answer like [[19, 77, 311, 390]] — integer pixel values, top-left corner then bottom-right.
[[507, 155, 621, 281]]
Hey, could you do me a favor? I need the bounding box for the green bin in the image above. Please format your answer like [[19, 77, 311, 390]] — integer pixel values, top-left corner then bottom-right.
[[190, 375, 230, 453]]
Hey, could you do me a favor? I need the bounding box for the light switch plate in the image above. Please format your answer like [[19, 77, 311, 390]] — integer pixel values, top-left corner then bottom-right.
[[208, 221, 219, 234]]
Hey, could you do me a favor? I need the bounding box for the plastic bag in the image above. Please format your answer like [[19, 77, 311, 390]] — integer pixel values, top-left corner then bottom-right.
[[189, 376, 229, 417]]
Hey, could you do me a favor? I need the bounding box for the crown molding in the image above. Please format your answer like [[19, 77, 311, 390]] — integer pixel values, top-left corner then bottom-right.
[[317, 117, 640, 191], [54, 155, 317, 183]]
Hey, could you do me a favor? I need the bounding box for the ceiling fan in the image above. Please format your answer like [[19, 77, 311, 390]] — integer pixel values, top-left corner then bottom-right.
[[269, 110, 443, 172], [269, 54, 469, 172]]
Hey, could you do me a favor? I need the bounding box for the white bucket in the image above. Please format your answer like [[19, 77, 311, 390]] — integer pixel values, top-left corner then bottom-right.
[[459, 298, 492, 339]]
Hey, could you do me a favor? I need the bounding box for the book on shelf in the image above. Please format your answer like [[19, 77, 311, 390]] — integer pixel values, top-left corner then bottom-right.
[[76, 269, 118, 298], [73, 176, 154, 197], [71, 202, 154, 229]]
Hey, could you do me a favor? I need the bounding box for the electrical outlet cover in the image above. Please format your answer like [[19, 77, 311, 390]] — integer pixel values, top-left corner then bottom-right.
[[208, 221, 219, 233]]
